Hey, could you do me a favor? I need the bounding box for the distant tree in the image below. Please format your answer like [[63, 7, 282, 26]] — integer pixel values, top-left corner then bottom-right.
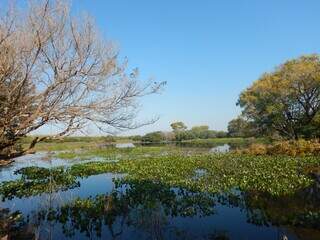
[[214, 131, 228, 138], [174, 131, 195, 141], [191, 125, 209, 132], [130, 135, 142, 142], [141, 131, 166, 143], [190, 125, 210, 139], [227, 117, 253, 137], [0, 0, 164, 159], [238, 55, 320, 139], [170, 122, 187, 132], [207, 130, 218, 138], [162, 131, 175, 142]]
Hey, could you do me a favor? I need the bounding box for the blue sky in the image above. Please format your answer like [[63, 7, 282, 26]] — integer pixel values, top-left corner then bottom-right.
[[72, 0, 320, 134], [40, 1, 320, 135]]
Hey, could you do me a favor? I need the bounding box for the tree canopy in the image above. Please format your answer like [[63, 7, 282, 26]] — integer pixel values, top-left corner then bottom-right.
[[238, 55, 320, 139], [170, 122, 187, 132], [227, 117, 253, 137]]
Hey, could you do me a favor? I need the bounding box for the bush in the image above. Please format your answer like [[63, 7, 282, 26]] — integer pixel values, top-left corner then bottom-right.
[[241, 143, 268, 155], [240, 139, 320, 156], [141, 132, 166, 143]]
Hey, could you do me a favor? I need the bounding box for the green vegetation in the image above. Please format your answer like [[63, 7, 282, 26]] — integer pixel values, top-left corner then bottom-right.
[[20, 136, 131, 152], [18, 136, 249, 153], [19, 135, 117, 144], [227, 116, 256, 138], [134, 122, 229, 143], [55, 145, 179, 160], [2, 177, 319, 239], [170, 122, 228, 142], [238, 55, 320, 139], [1, 153, 319, 199], [0, 167, 78, 200], [141, 131, 167, 143]]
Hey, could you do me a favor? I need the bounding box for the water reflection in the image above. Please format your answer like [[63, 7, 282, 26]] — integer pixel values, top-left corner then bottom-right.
[[115, 143, 135, 149], [1, 166, 320, 239], [139, 142, 236, 153], [209, 144, 230, 153]]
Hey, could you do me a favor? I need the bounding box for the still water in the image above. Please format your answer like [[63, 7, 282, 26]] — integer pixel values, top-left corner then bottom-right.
[[0, 150, 319, 240]]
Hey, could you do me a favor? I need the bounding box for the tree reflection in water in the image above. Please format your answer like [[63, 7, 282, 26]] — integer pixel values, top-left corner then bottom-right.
[[0, 170, 320, 239]]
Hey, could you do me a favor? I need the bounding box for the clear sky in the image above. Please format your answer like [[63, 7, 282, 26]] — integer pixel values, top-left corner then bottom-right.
[[43, 1, 320, 135], [72, 0, 320, 133]]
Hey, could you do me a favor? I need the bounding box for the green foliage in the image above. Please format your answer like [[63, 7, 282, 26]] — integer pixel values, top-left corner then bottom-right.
[[20, 136, 120, 144], [129, 135, 143, 142], [190, 125, 209, 138], [174, 130, 195, 141], [1, 180, 218, 238], [141, 131, 166, 143], [227, 116, 255, 137], [2, 176, 320, 238], [238, 55, 320, 139], [0, 167, 79, 200], [2, 153, 318, 199], [170, 121, 187, 132], [173, 127, 228, 142]]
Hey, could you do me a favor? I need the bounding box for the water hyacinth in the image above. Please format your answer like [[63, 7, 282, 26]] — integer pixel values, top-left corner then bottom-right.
[[1, 153, 319, 199]]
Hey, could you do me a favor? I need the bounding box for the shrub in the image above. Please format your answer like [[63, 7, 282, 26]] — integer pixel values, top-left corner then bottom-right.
[[240, 139, 320, 156], [241, 143, 268, 155], [141, 132, 166, 143]]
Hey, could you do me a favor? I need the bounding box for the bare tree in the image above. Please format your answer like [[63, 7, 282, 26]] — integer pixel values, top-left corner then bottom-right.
[[0, 0, 165, 159]]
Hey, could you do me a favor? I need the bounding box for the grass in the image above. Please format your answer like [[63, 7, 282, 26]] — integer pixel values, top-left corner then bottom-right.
[[19, 136, 255, 152], [20, 135, 132, 151], [24, 141, 98, 152], [54, 145, 176, 160]]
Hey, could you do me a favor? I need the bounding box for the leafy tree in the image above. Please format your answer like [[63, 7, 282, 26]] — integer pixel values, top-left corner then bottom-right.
[[170, 122, 187, 132], [227, 117, 253, 137], [141, 131, 166, 143], [174, 131, 195, 141], [191, 125, 209, 132], [214, 131, 228, 138], [191, 125, 210, 139], [238, 55, 320, 139], [130, 135, 143, 142]]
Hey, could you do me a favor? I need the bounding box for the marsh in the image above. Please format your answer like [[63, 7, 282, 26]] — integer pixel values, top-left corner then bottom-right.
[[1, 143, 319, 240]]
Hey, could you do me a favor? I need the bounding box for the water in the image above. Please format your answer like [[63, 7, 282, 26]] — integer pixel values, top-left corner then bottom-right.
[[210, 144, 230, 153], [139, 142, 234, 153], [115, 143, 135, 148], [0, 154, 319, 239]]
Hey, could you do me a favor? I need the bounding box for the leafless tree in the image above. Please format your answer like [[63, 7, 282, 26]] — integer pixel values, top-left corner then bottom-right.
[[0, 0, 165, 159]]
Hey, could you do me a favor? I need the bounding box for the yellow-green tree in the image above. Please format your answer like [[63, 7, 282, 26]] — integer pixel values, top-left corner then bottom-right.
[[238, 55, 320, 139], [170, 122, 187, 132]]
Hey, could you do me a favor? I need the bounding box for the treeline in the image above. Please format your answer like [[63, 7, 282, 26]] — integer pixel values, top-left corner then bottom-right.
[[129, 122, 228, 143], [130, 55, 320, 142], [20, 55, 320, 145]]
